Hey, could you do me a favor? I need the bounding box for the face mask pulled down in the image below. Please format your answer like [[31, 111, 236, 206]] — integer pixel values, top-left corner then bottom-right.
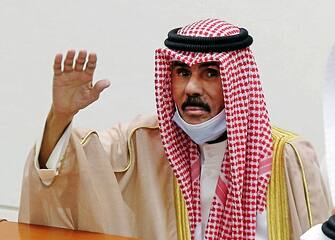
[[172, 108, 227, 145]]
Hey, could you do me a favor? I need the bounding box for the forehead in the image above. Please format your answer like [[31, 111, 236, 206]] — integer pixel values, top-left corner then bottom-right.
[[171, 61, 220, 68]]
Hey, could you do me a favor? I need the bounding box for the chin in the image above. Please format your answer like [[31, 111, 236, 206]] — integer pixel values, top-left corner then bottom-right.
[[183, 115, 211, 124]]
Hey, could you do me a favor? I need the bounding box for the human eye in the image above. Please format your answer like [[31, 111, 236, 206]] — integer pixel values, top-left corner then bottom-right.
[[206, 68, 220, 78], [176, 67, 191, 77]]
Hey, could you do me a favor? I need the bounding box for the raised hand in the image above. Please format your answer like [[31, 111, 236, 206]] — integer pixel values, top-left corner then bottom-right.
[[52, 50, 110, 118], [38, 50, 110, 167]]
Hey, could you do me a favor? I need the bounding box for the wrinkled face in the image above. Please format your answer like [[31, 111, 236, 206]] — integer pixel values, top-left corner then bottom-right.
[[171, 61, 225, 124]]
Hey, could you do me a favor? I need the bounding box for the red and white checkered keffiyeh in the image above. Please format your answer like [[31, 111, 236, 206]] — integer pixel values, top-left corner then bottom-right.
[[154, 19, 272, 240]]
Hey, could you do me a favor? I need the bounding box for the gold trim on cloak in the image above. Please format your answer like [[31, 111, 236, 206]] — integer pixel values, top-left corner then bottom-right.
[[80, 126, 159, 173], [80, 131, 99, 145], [173, 177, 191, 240]]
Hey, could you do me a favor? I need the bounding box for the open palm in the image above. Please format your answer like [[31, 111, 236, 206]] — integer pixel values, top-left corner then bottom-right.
[[52, 50, 110, 118]]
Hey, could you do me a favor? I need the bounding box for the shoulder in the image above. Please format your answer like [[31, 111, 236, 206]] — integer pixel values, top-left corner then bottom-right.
[[128, 114, 159, 130], [127, 115, 161, 143], [271, 126, 324, 194], [271, 126, 319, 167], [272, 127, 332, 227], [271, 126, 315, 158], [73, 114, 159, 141]]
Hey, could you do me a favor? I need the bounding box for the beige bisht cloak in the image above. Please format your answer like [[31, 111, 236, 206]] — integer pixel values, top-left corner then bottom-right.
[[19, 115, 332, 240]]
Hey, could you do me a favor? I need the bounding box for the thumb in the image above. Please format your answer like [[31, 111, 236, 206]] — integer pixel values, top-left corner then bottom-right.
[[92, 79, 111, 96]]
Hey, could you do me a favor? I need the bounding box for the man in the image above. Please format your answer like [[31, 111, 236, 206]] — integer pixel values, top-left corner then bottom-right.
[[19, 19, 331, 240]]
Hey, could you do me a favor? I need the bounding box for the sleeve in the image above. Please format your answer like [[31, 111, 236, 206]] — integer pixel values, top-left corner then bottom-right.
[[284, 138, 333, 239], [34, 123, 72, 186], [18, 123, 136, 237]]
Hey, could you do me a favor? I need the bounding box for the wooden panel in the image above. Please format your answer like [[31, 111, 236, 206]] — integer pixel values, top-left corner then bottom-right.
[[0, 221, 137, 240]]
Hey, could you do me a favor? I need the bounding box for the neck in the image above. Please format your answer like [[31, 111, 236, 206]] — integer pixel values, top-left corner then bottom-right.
[[206, 131, 227, 144]]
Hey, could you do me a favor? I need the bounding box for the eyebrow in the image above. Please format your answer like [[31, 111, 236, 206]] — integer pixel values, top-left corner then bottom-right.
[[198, 61, 220, 68], [171, 61, 189, 68], [171, 61, 219, 69]]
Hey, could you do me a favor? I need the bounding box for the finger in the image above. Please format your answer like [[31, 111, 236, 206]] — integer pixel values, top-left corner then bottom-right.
[[53, 54, 63, 76], [90, 79, 111, 100], [74, 50, 87, 71], [85, 53, 97, 75], [63, 50, 76, 72]]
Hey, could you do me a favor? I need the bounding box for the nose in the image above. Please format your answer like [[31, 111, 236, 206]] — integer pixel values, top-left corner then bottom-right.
[[184, 74, 204, 97]]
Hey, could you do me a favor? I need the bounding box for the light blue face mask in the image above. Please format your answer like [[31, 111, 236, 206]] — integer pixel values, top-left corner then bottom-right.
[[172, 107, 227, 145]]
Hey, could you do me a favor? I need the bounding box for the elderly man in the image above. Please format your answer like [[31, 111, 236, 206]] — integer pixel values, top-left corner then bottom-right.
[[19, 19, 331, 240]]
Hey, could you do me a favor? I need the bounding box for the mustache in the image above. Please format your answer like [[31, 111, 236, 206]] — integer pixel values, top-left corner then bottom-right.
[[181, 96, 211, 112]]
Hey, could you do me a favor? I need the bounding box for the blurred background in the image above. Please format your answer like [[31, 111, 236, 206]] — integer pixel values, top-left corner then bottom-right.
[[1, 0, 334, 220]]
